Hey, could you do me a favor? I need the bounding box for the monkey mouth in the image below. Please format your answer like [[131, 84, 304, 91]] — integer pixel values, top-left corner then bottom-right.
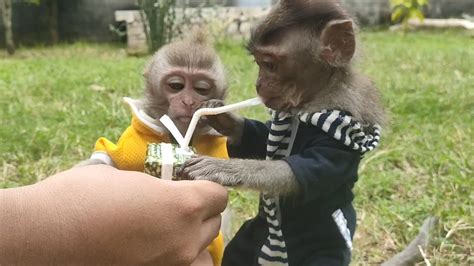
[[261, 97, 282, 110]]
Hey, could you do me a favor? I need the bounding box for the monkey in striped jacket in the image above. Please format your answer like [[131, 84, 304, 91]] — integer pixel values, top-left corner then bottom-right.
[[178, 1, 385, 265]]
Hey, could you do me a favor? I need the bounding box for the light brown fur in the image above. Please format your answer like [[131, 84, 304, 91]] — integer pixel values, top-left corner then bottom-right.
[[143, 31, 228, 122]]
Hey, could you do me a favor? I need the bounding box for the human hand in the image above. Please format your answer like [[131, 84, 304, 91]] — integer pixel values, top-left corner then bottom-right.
[[200, 100, 244, 145], [0, 165, 227, 265]]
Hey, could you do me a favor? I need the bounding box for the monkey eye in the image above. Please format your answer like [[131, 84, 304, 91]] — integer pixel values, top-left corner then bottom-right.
[[194, 81, 211, 95], [262, 61, 277, 72], [166, 76, 185, 91], [195, 87, 209, 94], [168, 82, 185, 91]]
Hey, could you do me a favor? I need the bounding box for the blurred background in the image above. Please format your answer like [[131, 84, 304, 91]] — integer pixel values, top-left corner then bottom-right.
[[1, 0, 473, 264], [0, 0, 472, 49]]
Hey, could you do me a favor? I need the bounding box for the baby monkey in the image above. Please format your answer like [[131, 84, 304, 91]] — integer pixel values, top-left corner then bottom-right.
[[78, 30, 228, 266], [178, 1, 385, 265]]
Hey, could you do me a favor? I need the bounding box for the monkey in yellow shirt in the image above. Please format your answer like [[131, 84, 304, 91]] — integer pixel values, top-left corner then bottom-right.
[[81, 31, 230, 266], [89, 98, 227, 266]]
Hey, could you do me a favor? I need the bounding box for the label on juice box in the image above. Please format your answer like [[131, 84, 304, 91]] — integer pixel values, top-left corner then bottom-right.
[[144, 143, 195, 180]]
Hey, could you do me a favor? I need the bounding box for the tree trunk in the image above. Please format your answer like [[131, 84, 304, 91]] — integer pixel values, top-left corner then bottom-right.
[[46, 0, 59, 44], [0, 0, 15, 55]]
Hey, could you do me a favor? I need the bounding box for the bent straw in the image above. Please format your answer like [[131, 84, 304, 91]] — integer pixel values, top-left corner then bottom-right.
[[159, 115, 186, 147], [182, 97, 262, 149], [159, 97, 262, 150]]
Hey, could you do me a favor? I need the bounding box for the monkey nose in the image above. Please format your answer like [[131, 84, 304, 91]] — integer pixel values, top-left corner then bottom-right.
[[182, 98, 195, 107]]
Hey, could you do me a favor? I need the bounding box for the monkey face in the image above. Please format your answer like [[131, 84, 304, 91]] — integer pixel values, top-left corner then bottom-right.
[[160, 70, 217, 134], [251, 32, 309, 112], [143, 32, 228, 136], [254, 58, 288, 110], [249, 17, 357, 112]]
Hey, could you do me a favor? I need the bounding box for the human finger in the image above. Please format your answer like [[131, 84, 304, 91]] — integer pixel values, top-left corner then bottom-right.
[[198, 214, 222, 252], [188, 180, 228, 219]]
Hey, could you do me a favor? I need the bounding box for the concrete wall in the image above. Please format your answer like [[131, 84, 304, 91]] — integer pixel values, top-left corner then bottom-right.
[[1, 1, 50, 45], [0, 0, 138, 46], [1, 0, 473, 46], [58, 0, 138, 42], [341, 0, 474, 25], [341, 0, 392, 25], [176, 0, 276, 7], [427, 0, 474, 18]]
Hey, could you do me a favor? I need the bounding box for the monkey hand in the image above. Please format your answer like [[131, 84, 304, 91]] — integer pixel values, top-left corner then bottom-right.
[[177, 156, 242, 186], [200, 100, 244, 145]]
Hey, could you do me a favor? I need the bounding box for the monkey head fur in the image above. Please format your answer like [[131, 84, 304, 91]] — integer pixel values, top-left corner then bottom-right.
[[143, 31, 228, 135], [248, 0, 385, 126]]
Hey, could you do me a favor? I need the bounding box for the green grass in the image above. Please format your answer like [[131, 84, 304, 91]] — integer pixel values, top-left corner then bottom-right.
[[1, 30, 473, 264]]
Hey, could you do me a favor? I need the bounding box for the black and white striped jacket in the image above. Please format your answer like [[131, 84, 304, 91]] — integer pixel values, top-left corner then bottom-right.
[[225, 109, 381, 266]]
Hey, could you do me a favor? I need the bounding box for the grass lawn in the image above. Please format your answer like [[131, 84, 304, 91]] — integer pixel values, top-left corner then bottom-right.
[[1, 30, 472, 264]]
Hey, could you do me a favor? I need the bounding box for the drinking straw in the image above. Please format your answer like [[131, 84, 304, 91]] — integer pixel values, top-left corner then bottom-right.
[[159, 97, 262, 150]]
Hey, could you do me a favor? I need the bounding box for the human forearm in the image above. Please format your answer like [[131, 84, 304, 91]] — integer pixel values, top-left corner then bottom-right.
[[0, 165, 228, 265], [0, 184, 84, 264]]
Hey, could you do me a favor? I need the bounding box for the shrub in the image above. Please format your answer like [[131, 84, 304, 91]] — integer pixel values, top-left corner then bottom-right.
[[390, 0, 429, 29], [138, 0, 177, 53]]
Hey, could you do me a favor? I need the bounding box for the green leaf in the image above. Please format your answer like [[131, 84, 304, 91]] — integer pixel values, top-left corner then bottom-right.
[[409, 9, 425, 22], [418, 0, 429, 6], [391, 6, 407, 23], [390, 0, 404, 7]]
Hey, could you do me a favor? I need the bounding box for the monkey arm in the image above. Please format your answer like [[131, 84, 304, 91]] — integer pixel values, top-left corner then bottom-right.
[[180, 122, 361, 200], [177, 157, 299, 196]]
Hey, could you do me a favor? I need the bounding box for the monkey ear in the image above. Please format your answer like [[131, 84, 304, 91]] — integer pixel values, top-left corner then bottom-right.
[[143, 59, 153, 78], [319, 20, 356, 67]]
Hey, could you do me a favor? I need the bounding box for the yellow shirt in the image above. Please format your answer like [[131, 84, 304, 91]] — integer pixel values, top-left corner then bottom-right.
[[90, 98, 227, 266]]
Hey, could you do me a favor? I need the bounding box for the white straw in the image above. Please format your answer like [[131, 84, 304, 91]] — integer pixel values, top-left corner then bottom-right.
[[182, 97, 262, 148], [159, 115, 186, 147], [158, 98, 262, 150]]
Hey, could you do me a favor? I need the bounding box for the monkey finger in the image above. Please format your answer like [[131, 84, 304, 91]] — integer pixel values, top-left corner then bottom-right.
[[176, 169, 198, 180], [197, 117, 209, 128], [180, 169, 209, 181], [176, 157, 206, 179], [183, 156, 209, 169], [175, 164, 194, 180], [200, 99, 225, 109]]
